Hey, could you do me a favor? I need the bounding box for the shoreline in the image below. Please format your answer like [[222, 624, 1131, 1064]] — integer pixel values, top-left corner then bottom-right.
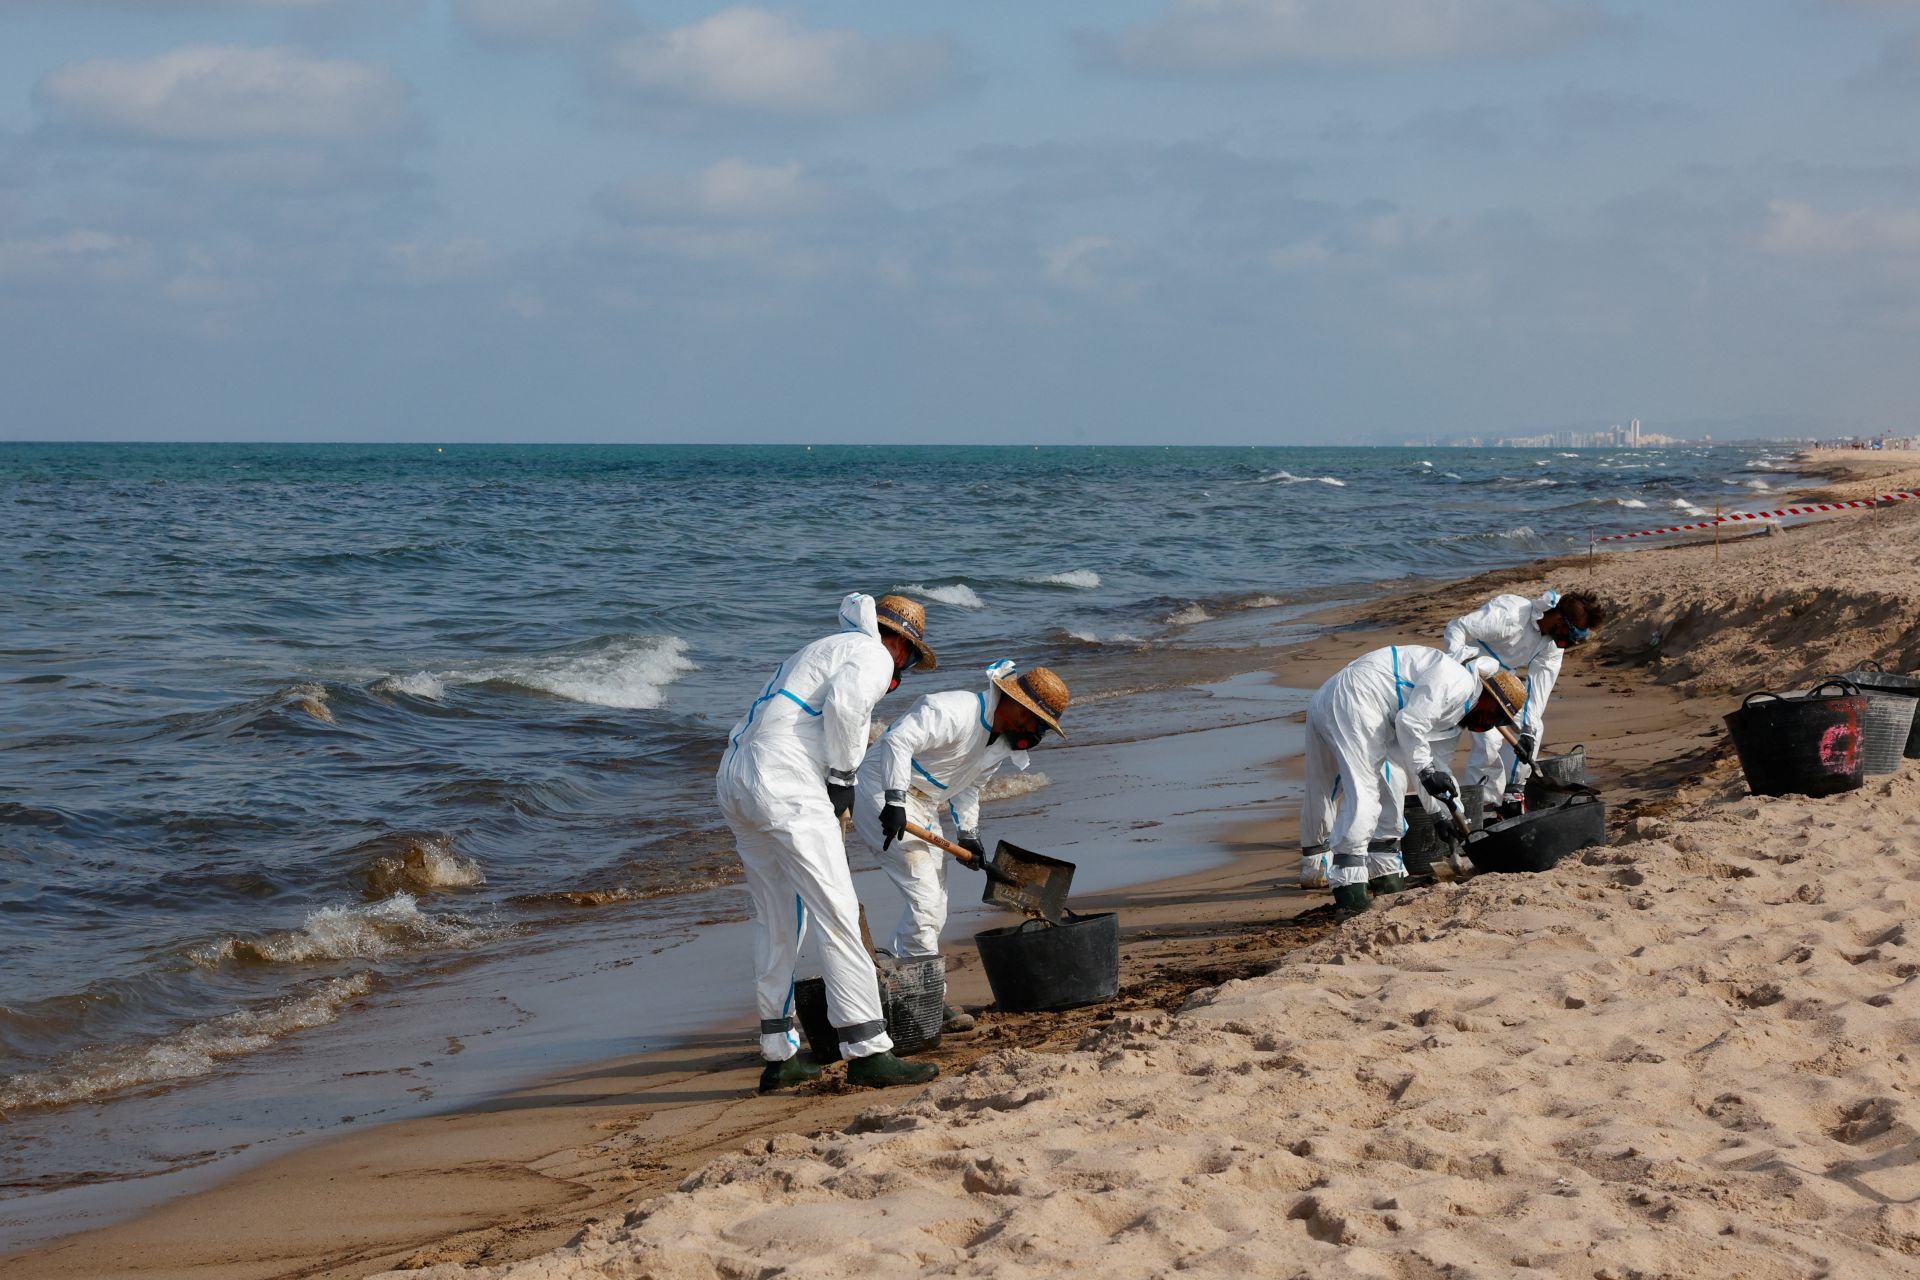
[[5, 561, 1699, 1276], [16, 447, 1920, 1277]]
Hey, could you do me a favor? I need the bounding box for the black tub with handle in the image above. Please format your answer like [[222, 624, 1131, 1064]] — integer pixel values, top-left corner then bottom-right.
[[1724, 681, 1866, 798], [1839, 662, 1920, 759], [793, 951, 945, 1063], [1525, 744, 1589, 809], [1466, 792, 1606, 874], [974, 911, 1119, 1013]]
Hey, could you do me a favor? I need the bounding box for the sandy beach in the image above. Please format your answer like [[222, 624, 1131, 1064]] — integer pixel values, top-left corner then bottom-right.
[[15, 449, 1920, 1279]]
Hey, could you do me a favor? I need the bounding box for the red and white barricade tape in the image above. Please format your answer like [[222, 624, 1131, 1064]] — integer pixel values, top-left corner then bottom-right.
[[1594, 491, 1920, 543]]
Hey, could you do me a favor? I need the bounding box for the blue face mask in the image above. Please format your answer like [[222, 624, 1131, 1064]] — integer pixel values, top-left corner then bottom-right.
[[1564, 622, 1590, 647]]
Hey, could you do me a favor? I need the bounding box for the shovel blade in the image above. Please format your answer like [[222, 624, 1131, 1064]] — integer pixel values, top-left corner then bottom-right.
[[980, 840, 1074, 924]]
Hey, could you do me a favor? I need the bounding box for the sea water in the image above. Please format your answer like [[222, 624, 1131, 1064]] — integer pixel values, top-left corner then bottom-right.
[[0, 441, 1799, 1234]]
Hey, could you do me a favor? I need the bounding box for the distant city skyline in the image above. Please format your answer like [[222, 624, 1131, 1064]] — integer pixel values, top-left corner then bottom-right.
[[3, 2, 1919, 443]]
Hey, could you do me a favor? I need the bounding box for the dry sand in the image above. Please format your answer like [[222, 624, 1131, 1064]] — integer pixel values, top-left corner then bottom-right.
[[18, 449, 1920, 1279]]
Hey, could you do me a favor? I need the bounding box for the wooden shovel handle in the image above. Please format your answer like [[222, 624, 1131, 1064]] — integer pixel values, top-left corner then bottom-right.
[[902, 821, 1019, 886]]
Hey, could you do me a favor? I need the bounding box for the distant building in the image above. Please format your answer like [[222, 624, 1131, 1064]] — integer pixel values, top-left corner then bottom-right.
[[1492, 416, 1676, 448]]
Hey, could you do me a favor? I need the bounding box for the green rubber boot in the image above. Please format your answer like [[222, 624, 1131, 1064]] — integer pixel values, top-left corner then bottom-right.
[[845, 1051, 939, 1089], [1331, 883, 1371, 917], [1369, 873, 1409, 896], [757, 1055, 822, 1093]]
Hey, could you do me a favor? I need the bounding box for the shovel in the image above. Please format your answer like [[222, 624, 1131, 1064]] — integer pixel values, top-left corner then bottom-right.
[[904, 822, 1022, 889], [977, 840, 1075, 926]]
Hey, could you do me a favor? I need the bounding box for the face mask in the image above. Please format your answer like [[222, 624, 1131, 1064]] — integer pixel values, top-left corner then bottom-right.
[[1562, 621, 1590, 648], [1006, 724, 1048, 751], [888, 648, 922, 692]]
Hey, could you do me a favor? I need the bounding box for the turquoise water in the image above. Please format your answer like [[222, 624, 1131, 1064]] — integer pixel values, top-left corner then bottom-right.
[[0, 441, 1796, 1123]]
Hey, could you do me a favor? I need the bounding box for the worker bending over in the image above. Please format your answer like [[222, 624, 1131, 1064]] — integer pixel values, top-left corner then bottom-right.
[[1300, 644, 1526, 915], [1442, 589, 1606, 816]]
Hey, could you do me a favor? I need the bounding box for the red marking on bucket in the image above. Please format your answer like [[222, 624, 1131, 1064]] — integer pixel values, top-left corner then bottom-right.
[[1819, 723, 1859, 773]]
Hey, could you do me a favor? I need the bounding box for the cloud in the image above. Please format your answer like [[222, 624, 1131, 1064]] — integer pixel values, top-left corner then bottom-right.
[[601, 7, 966, 121], [0, 229, 153, 284], [1758, 199, 1920, 256], [36, 45, 413, 145], [452, 0, 625, 48], [1852, 32, 1920, 92], [385, 236, 503, 284], [1086, 0, 1608, 74], [595, 159, 863, 222]]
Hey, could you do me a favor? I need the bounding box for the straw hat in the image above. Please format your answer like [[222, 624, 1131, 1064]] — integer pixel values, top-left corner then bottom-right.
[[991, 665, 1070, 736], [874, 594, 937, 670], [1482, 670, 1528, 746]]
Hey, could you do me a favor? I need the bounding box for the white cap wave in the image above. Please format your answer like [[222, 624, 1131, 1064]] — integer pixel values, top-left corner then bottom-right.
[[374, 634, 695, 710], [1021, 570, 1100, 590], [892, 582, 986, 609]]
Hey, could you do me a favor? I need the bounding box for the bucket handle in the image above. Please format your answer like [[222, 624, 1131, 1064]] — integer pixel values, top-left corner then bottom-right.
[[1857, 660, 1886, 674], [1810, 678, 1861, 700], [1741, 690, 1784, 709]]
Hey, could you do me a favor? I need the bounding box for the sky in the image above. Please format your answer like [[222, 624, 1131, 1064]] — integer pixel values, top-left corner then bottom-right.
[[1, 0, 1918, 444]]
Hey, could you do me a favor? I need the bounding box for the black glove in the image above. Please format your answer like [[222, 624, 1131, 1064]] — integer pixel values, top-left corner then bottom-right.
[[1515, 731, 1539, 767], [880, 789, 908, 849], [826, 768, 856, 818], [955, 830, 986, 868], [1419, 766, 1459, 804]]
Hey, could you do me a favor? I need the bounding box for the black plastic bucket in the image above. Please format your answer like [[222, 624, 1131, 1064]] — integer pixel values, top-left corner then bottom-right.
[[1524, 745, 1589, 809], [1724, 681, 1867, 798], [974, 912, 1119, 1013], [792, 953, 945, 1063], [1467, 793, 1606, 874], [1402, 797, 1443, 876], [1840, 662, 1920, 759], [876, 953, 945, 1054]]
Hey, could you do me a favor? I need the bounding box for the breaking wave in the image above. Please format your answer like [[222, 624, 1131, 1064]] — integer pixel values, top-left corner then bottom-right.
[[1254, 470, 1346, 487], [362, 834, 485, 896], [980, 771, 1051, 804], [894, 582, 986, 609], [1164, 604, 1213, 625], [370, 635, 695, 710], [1440, 526, 1542, 545], [0, 974, 376, 1113], [192, 893, 507, 967], [1021, 570, 1101, 590], [1058, 627, 1146, 647]]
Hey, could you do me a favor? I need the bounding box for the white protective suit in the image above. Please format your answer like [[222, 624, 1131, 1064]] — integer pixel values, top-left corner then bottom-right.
[[716, 592, 897, 1062], [852, 661, 1030, 958], [1443, 590, 1563, 806], [1300, 645, 1480, 890]]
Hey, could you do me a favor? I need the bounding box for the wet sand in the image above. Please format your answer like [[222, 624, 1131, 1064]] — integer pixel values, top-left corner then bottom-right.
[[17, 449, 1920, 1278]]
